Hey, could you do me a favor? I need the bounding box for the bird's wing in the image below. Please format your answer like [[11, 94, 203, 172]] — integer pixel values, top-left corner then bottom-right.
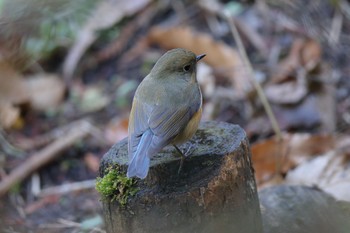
[[128, 97, 152, 158], [147, 94, 201, 149], [149, 105, 194, 140], [129, 94, 200, 156], [127, 92, 200, 178]]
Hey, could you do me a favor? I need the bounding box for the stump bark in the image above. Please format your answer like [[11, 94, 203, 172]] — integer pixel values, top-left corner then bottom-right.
[[99, 121, 263, 233]]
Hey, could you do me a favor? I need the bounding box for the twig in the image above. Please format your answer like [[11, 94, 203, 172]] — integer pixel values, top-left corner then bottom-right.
[[95, 4, 156, 63], [16, 118, 108, 150], [0, 120, 93, 196], [223, 11, 281, 139], [15, 119, 88, 150], [340, 0, 350, 21], [328, 7, 343, 48], [234, 18, 268, 58], [40, 218, 106, 233], [0, 128, 24, 157], [38, 179, 96, 197], [198, 1, 268, 57], [223, 11, 283, 175]]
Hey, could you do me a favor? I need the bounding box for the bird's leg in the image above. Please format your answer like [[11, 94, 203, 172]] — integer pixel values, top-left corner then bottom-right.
[[173, 145, 186, 175], [173, 144, 195, 157], [173, 144, 185, 157], [173, 144, 196, 175]]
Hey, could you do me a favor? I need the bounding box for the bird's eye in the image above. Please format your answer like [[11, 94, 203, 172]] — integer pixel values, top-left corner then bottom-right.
[[183, 64, 191, 72]]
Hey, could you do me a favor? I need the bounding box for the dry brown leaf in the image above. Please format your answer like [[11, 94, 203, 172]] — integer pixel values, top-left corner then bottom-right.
[[104, 116, 129, 145], [0, 63, 66, 127], [301, 39, 321, 72], [251, 133, 335, 185], [0, 61, 28, 103], [253, 132, 350, 200], [63, 0, 150, 79], [271, 38, 322, 83], [270, 38, 304, 83], [265, 69, 307, 104], [84, 152, 100, 173], [25, 74, 65, 111], [337, 136, 350, 156], [24, 195, 59, 215], [287, 133, 335, 164], [0, 101, 20, 129], [148, 26, 251, 97], [286, 147, 350, 202], [0, 61, 29, 128], [251, 135, 291, 185], [266, 39, 322, 105], [78, 86, 110, 113]]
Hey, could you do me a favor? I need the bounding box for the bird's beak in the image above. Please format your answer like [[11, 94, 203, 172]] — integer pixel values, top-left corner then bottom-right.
[[196, 54, 206, 62]]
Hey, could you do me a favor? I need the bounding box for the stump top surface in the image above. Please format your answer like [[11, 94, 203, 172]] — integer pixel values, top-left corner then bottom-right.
[[100, 121, 245, 171]]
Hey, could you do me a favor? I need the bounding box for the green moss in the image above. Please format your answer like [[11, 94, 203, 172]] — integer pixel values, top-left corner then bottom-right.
[[96, 166, 138, 206]]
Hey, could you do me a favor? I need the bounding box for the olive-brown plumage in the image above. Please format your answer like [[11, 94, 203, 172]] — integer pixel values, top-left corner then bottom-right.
[[127, 48, 205, 179]]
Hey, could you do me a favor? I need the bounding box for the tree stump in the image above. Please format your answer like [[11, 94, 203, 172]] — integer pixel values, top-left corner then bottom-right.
[[99, 121, 263, 233]]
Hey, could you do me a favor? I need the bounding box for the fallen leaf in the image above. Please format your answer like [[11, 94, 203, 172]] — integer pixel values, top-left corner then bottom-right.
[[197, 63, 215, 98], [0, 64, 66, 127], [63, 0, 150, 79], [0, 61, 29, 128], [114, 80, 138, 108], [84, 153, 100, 173], [270, 38, 304, 83], [0, 101, 21, 129], [265, 69, 307, 104], [0, 61, 28, 104], [24, 195, 59, 214], [78, 86, 110, 113], [199, 0, 268, 57], [286, 148, 350, 202], [270, 38, 322, 83], [301, 39, 321, 72], [287, 133, 335, 164], [251, 133, 335, 185], [251, 135, 291, 184], [273, 95, 321, 130], [252, 132, 350, 201], [148, 26, 251, 97], [245, 115, 273, 137], [104, 116, 129, 145], [25, 74, 65, 111]]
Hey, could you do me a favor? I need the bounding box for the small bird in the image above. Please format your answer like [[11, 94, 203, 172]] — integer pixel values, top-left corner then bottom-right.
[[127, 48, 205, 179]]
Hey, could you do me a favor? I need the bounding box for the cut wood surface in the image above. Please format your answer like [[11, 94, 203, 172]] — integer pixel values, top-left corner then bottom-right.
[[100, 121, 263, 233]]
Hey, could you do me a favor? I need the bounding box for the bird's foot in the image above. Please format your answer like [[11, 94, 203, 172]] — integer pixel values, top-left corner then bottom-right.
[[173, 144, 195, 175], [184, 144, 195, 157]]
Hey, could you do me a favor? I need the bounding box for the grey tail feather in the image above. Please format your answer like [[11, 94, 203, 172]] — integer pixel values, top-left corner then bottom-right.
[[127, 130, 152, 179]]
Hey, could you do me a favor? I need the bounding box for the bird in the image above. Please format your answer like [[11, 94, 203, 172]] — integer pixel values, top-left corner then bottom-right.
[[127, 48, 205, 179]]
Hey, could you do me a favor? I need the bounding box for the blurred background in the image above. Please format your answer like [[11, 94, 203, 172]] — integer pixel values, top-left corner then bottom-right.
[[0, 0, 350, 232]]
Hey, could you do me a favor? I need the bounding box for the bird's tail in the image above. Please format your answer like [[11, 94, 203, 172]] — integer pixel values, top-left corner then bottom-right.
[[127, 130, 152, 179]]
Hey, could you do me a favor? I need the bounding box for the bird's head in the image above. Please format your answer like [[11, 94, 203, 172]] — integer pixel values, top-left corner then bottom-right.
[[150, 48, 206, 82]]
